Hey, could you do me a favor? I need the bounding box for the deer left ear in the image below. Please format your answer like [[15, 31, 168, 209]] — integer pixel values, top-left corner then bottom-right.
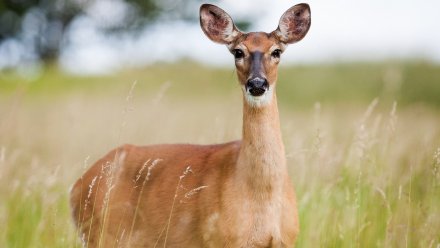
[[200, 4, 242, 44], [274, 3, 311, 44]]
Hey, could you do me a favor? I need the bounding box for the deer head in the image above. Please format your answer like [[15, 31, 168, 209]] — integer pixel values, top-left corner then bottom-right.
[[200, 3, 311, 107]]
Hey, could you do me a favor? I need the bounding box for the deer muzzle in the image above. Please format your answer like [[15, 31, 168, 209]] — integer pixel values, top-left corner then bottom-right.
[[246, 77, 269, 97]]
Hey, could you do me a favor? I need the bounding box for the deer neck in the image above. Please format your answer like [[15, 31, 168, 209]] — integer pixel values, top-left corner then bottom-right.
[[236, 90, 286, 199]]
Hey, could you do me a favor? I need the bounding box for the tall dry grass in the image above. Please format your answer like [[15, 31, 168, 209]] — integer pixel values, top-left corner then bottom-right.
[[0, 79, 439, 247]]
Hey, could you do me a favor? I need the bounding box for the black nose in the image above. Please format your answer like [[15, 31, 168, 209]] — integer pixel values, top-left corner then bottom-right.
[[246, 78, 269, 97]]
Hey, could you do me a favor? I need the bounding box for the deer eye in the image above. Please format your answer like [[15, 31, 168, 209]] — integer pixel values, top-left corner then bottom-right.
[[232, 49, 244, 59], [271, 49, 282, 59]]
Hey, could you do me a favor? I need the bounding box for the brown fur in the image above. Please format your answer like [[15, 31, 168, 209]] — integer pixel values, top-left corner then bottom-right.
[[70, 3, 311, 247], [232, 32, 283, 86]]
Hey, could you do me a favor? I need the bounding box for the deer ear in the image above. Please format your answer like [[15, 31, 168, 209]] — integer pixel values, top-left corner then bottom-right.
[[200, 4, 242, 44], [274, 3, 311, 44]]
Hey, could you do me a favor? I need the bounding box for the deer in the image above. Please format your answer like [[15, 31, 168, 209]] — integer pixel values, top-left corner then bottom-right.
[[70, 3, 311, 248]]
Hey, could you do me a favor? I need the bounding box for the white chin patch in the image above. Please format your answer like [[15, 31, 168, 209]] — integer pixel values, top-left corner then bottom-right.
[[243, 86, 274, 108]]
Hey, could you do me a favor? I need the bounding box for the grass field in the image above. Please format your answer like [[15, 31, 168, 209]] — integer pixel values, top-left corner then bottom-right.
[[1, 61, 439, 247]]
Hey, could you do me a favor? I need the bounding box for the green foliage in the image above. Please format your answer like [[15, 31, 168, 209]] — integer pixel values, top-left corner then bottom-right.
[[277, 61, 440, 108], [2, 61, 440, 109], [0, 0, 201, 60], [0, 62, 439, 247]]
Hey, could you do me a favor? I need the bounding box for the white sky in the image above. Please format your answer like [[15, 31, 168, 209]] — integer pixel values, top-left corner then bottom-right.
[[3, 0, 440, 75]]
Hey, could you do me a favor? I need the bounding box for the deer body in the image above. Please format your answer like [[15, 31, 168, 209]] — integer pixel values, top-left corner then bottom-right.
[[70, 3, 310, 247]]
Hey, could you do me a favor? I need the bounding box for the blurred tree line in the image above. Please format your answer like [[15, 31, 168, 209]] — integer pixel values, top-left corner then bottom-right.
[[0, 0, 205, 63]]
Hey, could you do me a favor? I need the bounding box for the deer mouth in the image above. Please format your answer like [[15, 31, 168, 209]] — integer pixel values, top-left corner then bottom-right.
[[249, 87, 266, 97], [243, 84, 273, 108]]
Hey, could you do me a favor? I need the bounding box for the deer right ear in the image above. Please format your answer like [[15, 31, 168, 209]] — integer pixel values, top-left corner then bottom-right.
[[274, 3, 311, 44], [200, 4, 242, 44]]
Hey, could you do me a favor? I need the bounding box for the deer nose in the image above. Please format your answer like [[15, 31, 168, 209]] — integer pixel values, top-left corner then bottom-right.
[[246, 78, 269, 97]]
